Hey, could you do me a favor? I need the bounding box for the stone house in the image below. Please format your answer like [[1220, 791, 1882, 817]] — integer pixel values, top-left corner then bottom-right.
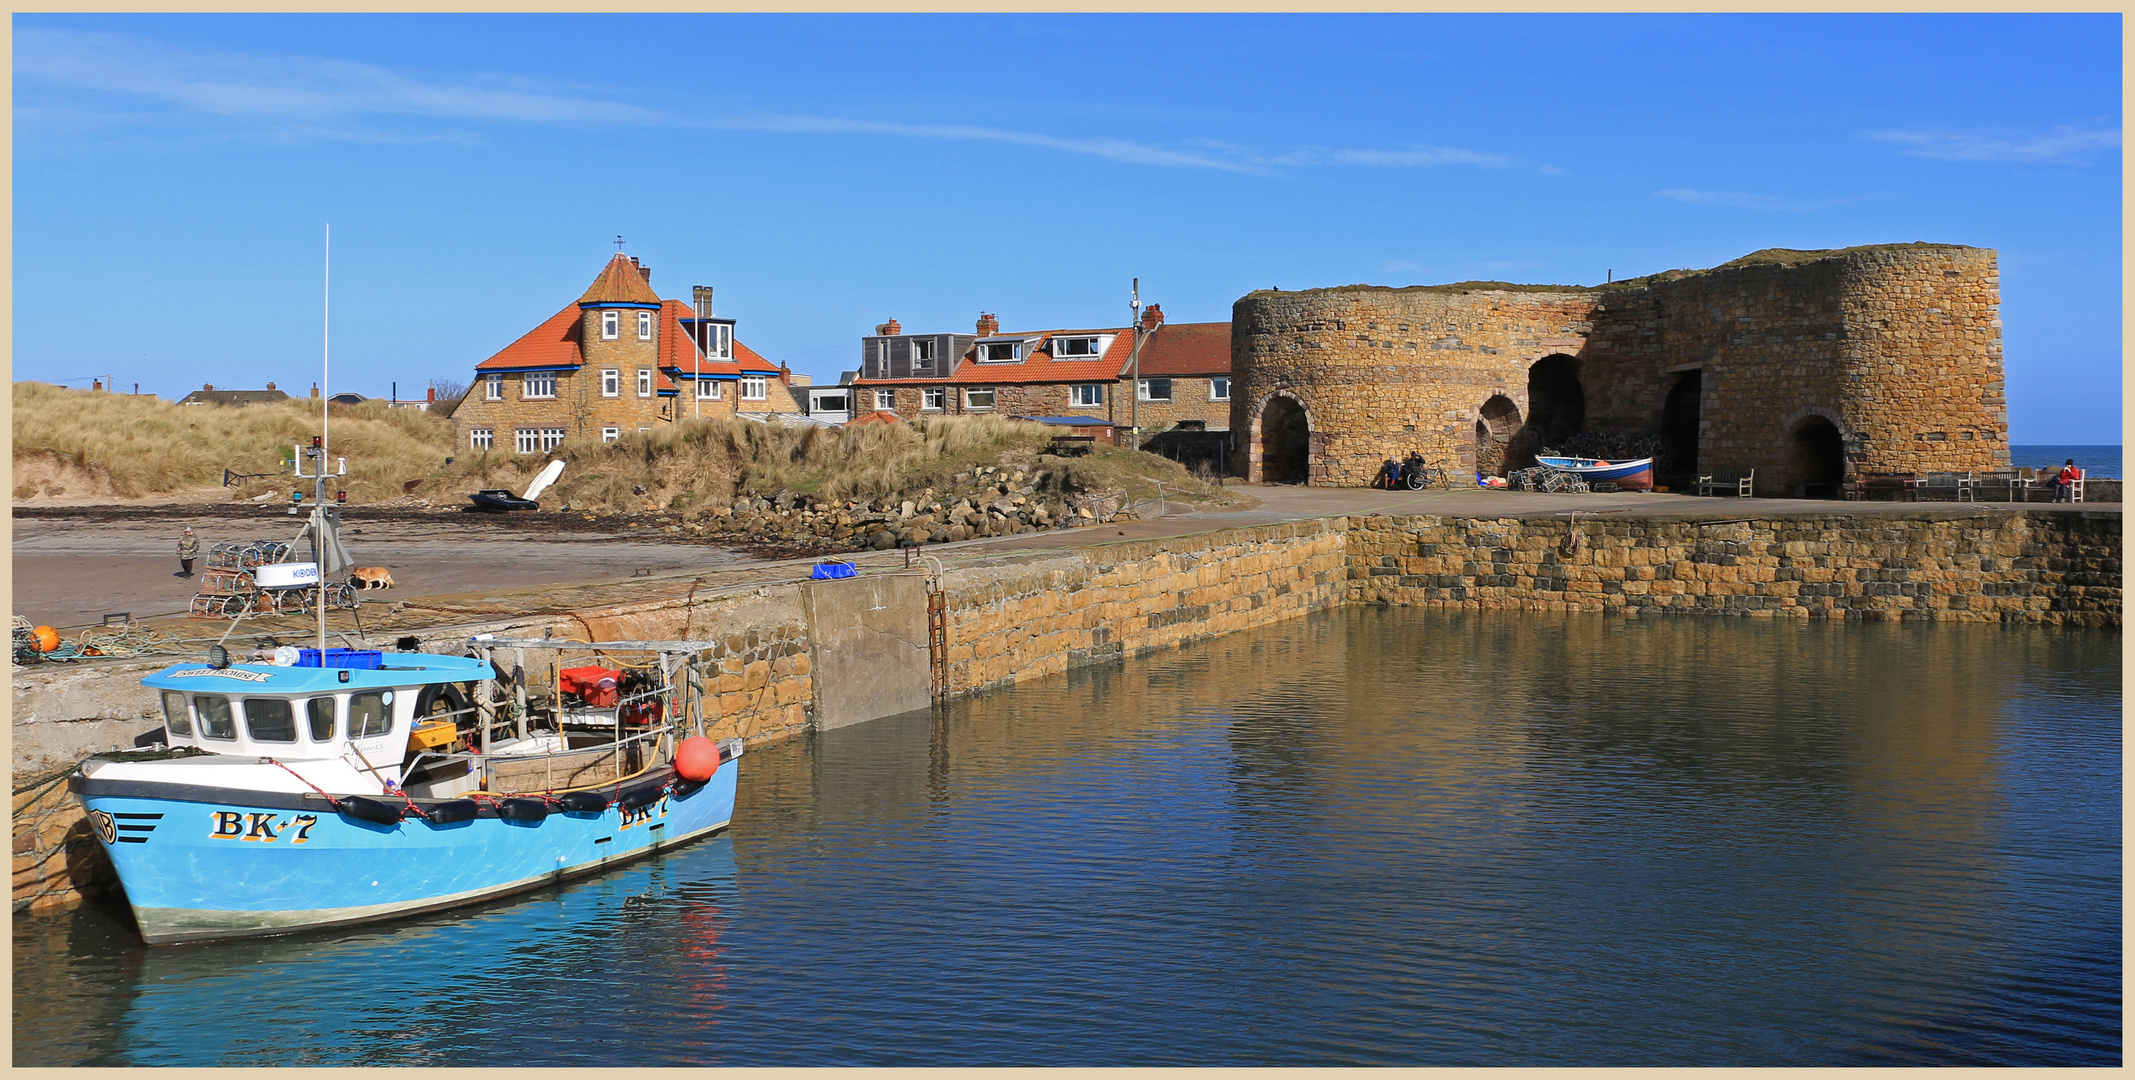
[[452, 253, 802, 454], [849, 307, 1232, 436], [177, 383, 291, 406], [1231, 243, 2010, 493]]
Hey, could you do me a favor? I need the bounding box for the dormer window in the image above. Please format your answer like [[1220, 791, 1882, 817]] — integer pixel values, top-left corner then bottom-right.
[[1054, 335, 1102, 358], [912, 338, 936, 370], [704, 323, 732, 360], [602, 311, 620, 340], [637, 311, 654, 340], [978, 340, 1021, 363]]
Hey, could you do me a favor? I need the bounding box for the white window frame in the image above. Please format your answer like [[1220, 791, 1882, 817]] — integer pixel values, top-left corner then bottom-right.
[[978, 340, 1021, 363], [637, 311, 654, 341], [524, 372, 556, 399], [1210, 377, 1231, 401], [1137, 378, 1172, 402], [515, 428, 539, 454], [601, 369, 620, 397], [1070, 384, 1104, 407], [637, 369, 653, 397], [601, 310, 620, 339], [1054, 335, 1101, 358], [708, 324, 732, 359], [965, 387, 996, 410], [484, 373, 504, 401], [540, 427, 566, 451], [911, 338, 936, 370], [601, 426, 621, 443], [873, 389, 895, 411], [696, 378, 720, 400], [741, 377, 768, 402], [470, 428, 493, 451], [922, 388, 945, 411]]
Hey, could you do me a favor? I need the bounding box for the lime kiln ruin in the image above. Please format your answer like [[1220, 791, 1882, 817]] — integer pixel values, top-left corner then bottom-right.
[[1229, 243, 2009, 495]]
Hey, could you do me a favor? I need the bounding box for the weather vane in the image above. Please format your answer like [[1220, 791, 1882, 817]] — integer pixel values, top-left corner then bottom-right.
[[614, 234, 626, 253]]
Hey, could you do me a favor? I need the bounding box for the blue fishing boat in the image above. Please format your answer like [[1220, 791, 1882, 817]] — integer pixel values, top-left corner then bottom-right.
[[1536, 455, 1655, 491], [71, 639, 741, 945]]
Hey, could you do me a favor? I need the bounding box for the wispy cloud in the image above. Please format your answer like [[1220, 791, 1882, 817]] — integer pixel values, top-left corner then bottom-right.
[[16, 27, 1539, 176], [1655, 188, 1852, 212], [1863, 125, 2121, 163]]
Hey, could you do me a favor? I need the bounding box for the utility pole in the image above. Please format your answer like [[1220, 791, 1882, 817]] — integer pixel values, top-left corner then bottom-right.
[[1127, 278, 1143, 452]]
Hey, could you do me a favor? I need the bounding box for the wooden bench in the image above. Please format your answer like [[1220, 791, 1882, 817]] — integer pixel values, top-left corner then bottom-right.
[[1695, 469, 1755, 498], [1847, 472, 1919, 501], [1046, 435, 1097, 456]]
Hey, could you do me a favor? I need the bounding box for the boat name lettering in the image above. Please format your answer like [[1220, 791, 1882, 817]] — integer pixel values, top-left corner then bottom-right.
[[169, 668, 274, 683], [211, 811, 319, 843], [618, 796, 669, 831]]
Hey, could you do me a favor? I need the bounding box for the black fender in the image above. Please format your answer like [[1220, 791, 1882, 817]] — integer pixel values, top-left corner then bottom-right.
[[424, 799, 479, 824], [618, 785, 664, 811], [556, 790, 608, 814], [337, 795, 404, 825], [498, 797, 550, 822]]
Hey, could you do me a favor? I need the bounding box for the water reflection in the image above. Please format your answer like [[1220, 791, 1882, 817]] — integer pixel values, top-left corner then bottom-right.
[[15, 609, 2120, 1066]]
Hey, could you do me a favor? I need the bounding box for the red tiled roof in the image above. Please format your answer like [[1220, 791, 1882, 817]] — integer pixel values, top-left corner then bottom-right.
[[579, 254, 662, 305], [733, 339, 780, 374], [949, 328, 1134, 385], [848, 410, 904, 426], [1131, 321, 1230, 377], [476, 302, 583, 372]]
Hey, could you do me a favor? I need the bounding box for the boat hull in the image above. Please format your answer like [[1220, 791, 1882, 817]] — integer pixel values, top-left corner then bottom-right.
[[1536, 456, 1654, 490], [74, 762, 736, 945], [468, 490, 538, 512]]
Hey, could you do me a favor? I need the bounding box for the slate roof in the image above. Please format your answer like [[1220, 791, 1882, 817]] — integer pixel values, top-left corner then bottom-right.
[[1130, 321, 1230, 377], [177, 388, 291, 406]]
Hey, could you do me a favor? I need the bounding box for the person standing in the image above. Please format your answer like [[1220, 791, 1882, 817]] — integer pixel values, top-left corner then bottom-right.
[[177, 527, 199, 578], [2054, 459, 2084, 502]]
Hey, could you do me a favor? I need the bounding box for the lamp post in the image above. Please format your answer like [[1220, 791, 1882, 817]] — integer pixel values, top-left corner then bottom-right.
[[1127, 278, 1144, 452]]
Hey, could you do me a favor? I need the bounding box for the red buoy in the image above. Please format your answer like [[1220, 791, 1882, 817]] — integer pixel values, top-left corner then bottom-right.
[[674, 736, 721, 782]]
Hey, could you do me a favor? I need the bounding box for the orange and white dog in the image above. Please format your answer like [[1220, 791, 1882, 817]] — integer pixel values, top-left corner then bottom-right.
[[350, 567, 395, 590]]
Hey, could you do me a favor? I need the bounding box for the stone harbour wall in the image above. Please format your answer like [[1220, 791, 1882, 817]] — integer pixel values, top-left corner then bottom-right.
[[1346, 509, 2119, 626]]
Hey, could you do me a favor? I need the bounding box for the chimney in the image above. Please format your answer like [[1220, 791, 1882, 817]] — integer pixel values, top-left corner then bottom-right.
[[976, 312, 999, 337], [876, 318, 902, 336], [632, 257, 651, 284], [427, 385, 436, 403], [92, 379, 101, 391], [204, 383, 214, 392], [1140, 303, 1165, 330], [310, 383, 319, 399], [266, 381, 276, 391], [693, 285, 714, 318]]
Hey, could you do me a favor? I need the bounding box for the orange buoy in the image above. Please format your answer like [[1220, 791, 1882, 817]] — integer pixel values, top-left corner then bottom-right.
[[32, 626, 60, 653], [674, 736, 721, 782]]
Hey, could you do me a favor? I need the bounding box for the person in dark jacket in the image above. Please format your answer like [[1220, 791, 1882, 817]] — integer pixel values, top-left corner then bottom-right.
[[177, 527, 199, 577]]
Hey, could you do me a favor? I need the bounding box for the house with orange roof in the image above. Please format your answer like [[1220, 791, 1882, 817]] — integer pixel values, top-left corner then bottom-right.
[[849, 305, 1231, 435], [452, 252, 802, 454]]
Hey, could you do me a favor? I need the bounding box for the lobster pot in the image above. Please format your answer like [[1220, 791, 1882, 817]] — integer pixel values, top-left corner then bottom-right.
[[483, 741, 656, 795], [206, 541, 293, 571], [196, 569, 256, 596]]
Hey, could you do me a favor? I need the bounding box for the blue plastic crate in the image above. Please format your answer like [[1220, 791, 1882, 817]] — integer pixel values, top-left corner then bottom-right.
[[297, 648, 384, 670]]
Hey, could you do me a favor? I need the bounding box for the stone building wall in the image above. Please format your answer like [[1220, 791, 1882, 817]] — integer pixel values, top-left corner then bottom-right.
[[1106, 376, 1232, 431], [1229, 286, 1597, 484], [1232, 244, 2010, 492]]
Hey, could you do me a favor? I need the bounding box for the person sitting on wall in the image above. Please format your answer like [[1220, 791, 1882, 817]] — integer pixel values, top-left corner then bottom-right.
[[1376, 458, 1401, 490], [2054, 459, 2084, 502]]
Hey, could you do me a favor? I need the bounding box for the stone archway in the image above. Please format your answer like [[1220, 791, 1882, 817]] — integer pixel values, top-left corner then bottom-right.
[[1661, 371, 1702, 484], [1522, 353, 1585, 446], [1788, 416, 1846, 498], [1254, 393, 1313, 484], [1476, 395, 1521, 477]]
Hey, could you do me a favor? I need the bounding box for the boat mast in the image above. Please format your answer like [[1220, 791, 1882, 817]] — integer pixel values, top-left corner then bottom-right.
[[318, 224, 330, 654]]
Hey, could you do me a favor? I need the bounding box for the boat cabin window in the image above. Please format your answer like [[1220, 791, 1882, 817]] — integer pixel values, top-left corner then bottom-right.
[[308, 698, 337, 742], [161, 691, 193, 738], [245, 698, 297, 743], [194, 695, 237, 740], [349, 692, 392, 738]]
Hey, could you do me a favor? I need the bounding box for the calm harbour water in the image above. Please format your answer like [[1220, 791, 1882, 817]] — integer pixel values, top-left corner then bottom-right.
[[14, 608, 2121, 1066]]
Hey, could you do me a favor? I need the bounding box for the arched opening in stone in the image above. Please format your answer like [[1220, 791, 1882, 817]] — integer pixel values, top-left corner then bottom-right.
[[1525, 355, 1585, 448], [1259, 397, 1311, 484], [1788, 416, 1846, 498], [1475, 395, 1521, 478], [1661, 371, 1702, 485]]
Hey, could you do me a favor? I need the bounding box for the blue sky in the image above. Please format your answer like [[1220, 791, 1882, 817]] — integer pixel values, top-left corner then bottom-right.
[[13, 14, 2122, 441]]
